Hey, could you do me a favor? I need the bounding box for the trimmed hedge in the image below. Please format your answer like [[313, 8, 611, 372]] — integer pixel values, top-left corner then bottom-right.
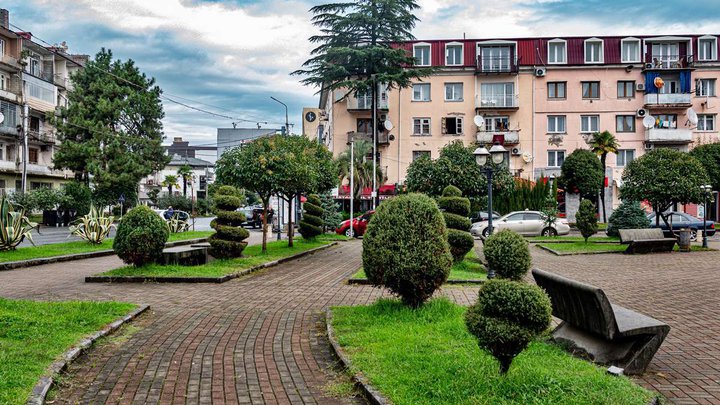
[[209, 186, 248, 258], [607, 200, 650, 237], [439, 187, 474, 262], [577, 199, 598, 242], [362, 193, 452, 307], [483, 229, 531, 280], [442, 185, 462, 197], [299, 194, 323, 239], [113, 205, 169, 267]]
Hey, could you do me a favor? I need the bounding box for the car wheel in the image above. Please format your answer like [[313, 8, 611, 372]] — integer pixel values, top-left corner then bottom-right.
[[690, 229, 698, 241], [344, 228, 353, 238], [541, 227, 557, 237], [482, 228, 490, 238], [252, 222, 258, 229]]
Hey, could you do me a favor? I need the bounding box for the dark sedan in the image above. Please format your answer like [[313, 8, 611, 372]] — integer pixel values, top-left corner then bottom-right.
[[470, 210, 501, 223], [647, 212, 716, 240]]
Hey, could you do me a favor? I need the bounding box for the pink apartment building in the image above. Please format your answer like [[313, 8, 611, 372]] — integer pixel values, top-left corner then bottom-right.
[[317, 34, 720, 215]]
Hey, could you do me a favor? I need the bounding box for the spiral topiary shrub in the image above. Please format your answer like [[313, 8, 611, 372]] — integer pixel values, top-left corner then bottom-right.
[[607, 200, 650, 237], [362, 193, 453, 307], [113, 205, 169, 266], [482, 229, 531, 280], [209, 186, 249, 258], [299, 194, 323, 239], [465, 280, 552, 374], [438, 186, 474, 262]]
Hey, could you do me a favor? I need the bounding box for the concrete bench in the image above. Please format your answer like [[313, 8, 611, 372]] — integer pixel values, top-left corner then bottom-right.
[[161, 246, 208, 266], [532, 268, 670, 375], [619, 228, 676, 254]]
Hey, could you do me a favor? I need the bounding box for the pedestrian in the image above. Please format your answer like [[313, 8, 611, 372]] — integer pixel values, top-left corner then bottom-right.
[[166, 206, 174, 220]]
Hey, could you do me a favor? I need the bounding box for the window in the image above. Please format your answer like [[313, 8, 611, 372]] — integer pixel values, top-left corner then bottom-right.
[[15, 180, 21, 191], [621, 38, 641, 63], [654, 114, 678, 129], [0, 179, 5, 191], [0, 101, 16, 129], [28, 148, 38, 164], [412, 83, 431, 101], [524, 212, 542, 221], [484, 116, 509, 131], [412, 151, 431, 161], [481, 46, 512, 72], [617, 81, 635, 98], [29, 58, 41, 76], [0, 39, 4, 56], [651, 43, 679, 68], [0, 144, 3, 161], [582, 81, 600, 99], [442, 117, 463, 135], [0, 73, 5, 91], [547, 82, 566, 99], [6, 144, 15, 161], [547, 150, 566, 167], [356, 118, 372, 134], [445, 43, 463, 65], [444, 83, 463, 101], [696, 79, 716, 97], [581, 115, 599, 133], [698, 114, 715, 131], [658, 79, 680, 95], [584, 39, 603, 63], [698, 36, 717, 61], [30, 182, 51, 190], [547, 115, 566, 133], [413, 118, 431, 136], [480, 82, 515, 107], [548, 39, 566, 64], [616, 149, 635, 167], [616, 115, 635, 132], [413, 44, 431, 66]]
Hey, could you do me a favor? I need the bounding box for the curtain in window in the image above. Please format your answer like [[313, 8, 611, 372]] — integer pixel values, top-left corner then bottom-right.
[[645, 72, 660, 94], [680, 71, 691, 93]]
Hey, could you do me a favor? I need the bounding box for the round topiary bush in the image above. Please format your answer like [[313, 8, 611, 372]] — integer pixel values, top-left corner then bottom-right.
[[209, 186, 249, 258], [438, 187, 474, 262], [483, 229, 531, 280], [362, 193, 453, 307], [465, 280, 552, 374], [299, 194, 323, 239], [607, 200, 650, 237], [113, 205, 169, 267]]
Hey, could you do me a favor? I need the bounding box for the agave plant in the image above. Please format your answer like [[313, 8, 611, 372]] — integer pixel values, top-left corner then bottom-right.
[[0, 196, 37, 251], [166, 214, 189, 233], [69, 206, 115, 244]]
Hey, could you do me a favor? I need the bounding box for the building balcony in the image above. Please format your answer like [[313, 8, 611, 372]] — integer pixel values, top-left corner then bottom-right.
[[27, 130, 56, 144], [347, 131, 390, 145], [475, 94, 519, 110], [476, 56, 519, 74], [346, 95, 389, 111], [0, 55, 20, 70], [476, 130, 519, 145], [644, 93, 692, 108], [643, 54, 694, 70], [53, 74, 70, 89], [645, 128, 692, 144]]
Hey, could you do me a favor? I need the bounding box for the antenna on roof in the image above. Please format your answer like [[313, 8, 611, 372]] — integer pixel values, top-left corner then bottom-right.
[[463, 32, 466, 40]]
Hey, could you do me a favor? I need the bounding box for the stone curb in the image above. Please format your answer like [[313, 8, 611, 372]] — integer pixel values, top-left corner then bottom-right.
[[325, 308, 391, 405], [85, 242, 338, 284], [528, 239, 619, 244], [347, 278, 485, 285], [1, 238, 208, 272], [26, 304, 150, 405], [535, 244, 625, 256]]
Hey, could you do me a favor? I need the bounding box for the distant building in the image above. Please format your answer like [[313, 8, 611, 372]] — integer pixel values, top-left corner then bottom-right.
[[140, 153, 214, 203], [216, 127, 279, 159], [301, 107, 323, 142], [165, 136, 217, 165]]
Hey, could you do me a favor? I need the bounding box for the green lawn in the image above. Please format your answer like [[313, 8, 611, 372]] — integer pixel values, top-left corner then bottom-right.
[[352, 249, 486, 282], [537, 242, 627, 254], [99, 236, 336, 278], [527, 236, 619, 243], [167, 230, 214, 242], [331, 299, 654, 405], [0, 298, 136, 405]]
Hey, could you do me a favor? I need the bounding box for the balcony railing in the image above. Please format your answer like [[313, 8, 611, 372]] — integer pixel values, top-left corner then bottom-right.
[[346, 95, 389, 111], [476, 130, 519, 145], [27, 130, 56, 144], [644, 54, 694, 69], [347, 131, 389, 144], [53, 74, 69, 89], [476, 56, 519, 74], [644, 93, 692, 107], [645, 128, 692, 144], [475, 94, 519, 109], [0, 55, 20, 69]]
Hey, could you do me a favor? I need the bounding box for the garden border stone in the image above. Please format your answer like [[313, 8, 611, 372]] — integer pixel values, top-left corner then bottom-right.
[[347, 277, 485, 285], [535, 244, 625, 256], [84, 242, 338, 283], [26, 304, 150, 405]]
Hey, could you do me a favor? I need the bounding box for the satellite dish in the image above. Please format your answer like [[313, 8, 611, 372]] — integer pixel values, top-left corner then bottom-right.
[[473, 115, 485, 128], [521, 151, 534, 163], [686, 108, 699, 126], [642, 115, 656, 129], [383, 119, 394, 131], [0, 112, 4, 125]]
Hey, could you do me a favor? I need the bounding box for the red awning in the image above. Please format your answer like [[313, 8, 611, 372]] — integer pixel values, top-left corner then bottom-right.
[[338, 184, 396, 199]]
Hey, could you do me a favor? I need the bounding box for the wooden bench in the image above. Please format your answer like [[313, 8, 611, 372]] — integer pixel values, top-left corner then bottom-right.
[[619, 228, 676, 254], [532, 268, 670, 375], [161, 246, 208, 266]]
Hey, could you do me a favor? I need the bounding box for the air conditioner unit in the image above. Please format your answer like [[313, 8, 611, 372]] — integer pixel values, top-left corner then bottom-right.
[[636, 108, 648, 118], [635, 83, 646, 92], [534, 67, 546, 77], [645, 63, 653, 69], [644, 142, 654, 150], [511, 147, 522, 156]]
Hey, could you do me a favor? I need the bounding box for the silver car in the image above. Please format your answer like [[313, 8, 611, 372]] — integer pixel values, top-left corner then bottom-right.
[[471, 210, 570, 238]]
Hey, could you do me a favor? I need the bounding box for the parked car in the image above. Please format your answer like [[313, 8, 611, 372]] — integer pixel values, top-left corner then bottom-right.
[[154, 209, 190, 221], [238, 206, 273, 228], [336, 210, 374, 238], [647, 211, 716, 241], [471, 210, 571, 238], [470, 210, 501, 223]]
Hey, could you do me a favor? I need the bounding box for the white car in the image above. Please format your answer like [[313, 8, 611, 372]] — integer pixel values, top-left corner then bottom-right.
[[471, 210, 570, 238]]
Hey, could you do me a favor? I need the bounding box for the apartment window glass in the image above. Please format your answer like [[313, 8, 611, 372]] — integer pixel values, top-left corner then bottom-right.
[[0, 101, 15, 128], [699, 37, 717, 61], [616, 115, 635, 132], [0, 145, 3, 161], [581, 115, 599, 133], [413, 118, 431, 135], [548, 150, 566, 167], [585, 40, 603, 63], [444, 83, 463, 101], [29, 58, 41, 76], [547, 115, 566, 133], [481, 46, 512, 72], [412, 151, 431, 161], [698, 114, 715, 131], [582, 81, 600, 99], [621, 39, 641, 62], [484, 116, 509, 131], [0, 39, 4, 56], [617, 81, 635, 98], [616, 149, 635, 167], [548, 40, 566, 64], [356, 118, 372, 134], [547, 82, 566, 99], [412, 83, 431, 101], [480, 82, 515, 107], [414, 44, 430, 66], [696, 79, 716, 97], [655, 114, 678, 129], [28, 148, 38, 164], [0, 74, 5, 91], [0, 179, 5, 191], [442, 117, 463, 135], [445, 44, 462, 65]]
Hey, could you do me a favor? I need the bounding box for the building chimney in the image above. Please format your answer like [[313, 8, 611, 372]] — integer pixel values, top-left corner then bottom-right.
[[173, 137, 183, 143], [0, 9, 9, 30]]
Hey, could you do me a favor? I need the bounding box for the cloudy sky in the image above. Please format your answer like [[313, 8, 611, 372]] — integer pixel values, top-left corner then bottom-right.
[[6, 0, 719, 146]]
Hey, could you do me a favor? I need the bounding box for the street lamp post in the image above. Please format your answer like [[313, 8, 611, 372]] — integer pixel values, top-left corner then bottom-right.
[[473, 142, 507, 279], [702, 184, 712, 248], [347, 138, 355, 238], [270, 96, 289, 240]]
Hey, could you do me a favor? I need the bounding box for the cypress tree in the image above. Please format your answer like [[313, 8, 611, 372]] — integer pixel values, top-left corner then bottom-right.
[[299, 194, 324, 239]]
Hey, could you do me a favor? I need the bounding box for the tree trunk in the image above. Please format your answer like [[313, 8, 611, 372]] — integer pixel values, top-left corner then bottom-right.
[[600, 154, 607, 223], [286, 195, 294, 247], [261, 197, 269, 253], [183, 179, 187, 197], [498, 356, 513, 375]]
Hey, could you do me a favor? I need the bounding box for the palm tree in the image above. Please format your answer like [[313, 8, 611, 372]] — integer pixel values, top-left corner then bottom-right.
[[336, 140, 385, 207], [589, 130, 620, 223], [162, 175, 180, 195], [177, 165, 193, 197]]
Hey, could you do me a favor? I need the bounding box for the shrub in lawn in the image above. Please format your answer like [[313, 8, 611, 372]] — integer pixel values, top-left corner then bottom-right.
[[209, 186, 249, 258], [465, 280, 552, 374], [113, 205, 169, 266], [438, 186, 474, 262], [607, 200, 650, 237], [69, 206, 115, 244], [482, 229, 531, 280], [0, 196, 37, 251], [299, 194, 323, 239], [362, 193, 453, 308], [576, 199, 598, 242]]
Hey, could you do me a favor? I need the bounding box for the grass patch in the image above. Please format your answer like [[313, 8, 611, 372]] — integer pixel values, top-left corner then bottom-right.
[[673, 244, 716, 252], [331, 299, 654, 405], [527, 236, 619, 243], [167, 230, 214, 242], [0, 298, 136, 405], [537, 242, 627, 254], [98, 236, 336, 278], [352, 250, 486, 282]]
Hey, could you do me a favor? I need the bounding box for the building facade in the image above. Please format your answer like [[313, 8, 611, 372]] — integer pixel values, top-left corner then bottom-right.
[[140, 154, 215, 203], [319, 34, 720, 212]]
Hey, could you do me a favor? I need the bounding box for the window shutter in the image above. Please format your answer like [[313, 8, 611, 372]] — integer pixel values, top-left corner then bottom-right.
[[441, 117, 447, 134], [457, 118, 463, 135]]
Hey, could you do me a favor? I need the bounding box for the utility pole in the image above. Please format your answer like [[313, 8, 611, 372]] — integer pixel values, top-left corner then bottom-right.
[[270, 96, 289, 238], [371, 74, 378, 210], [21, 83, 28, 193], [348, 138, 354, 237]]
